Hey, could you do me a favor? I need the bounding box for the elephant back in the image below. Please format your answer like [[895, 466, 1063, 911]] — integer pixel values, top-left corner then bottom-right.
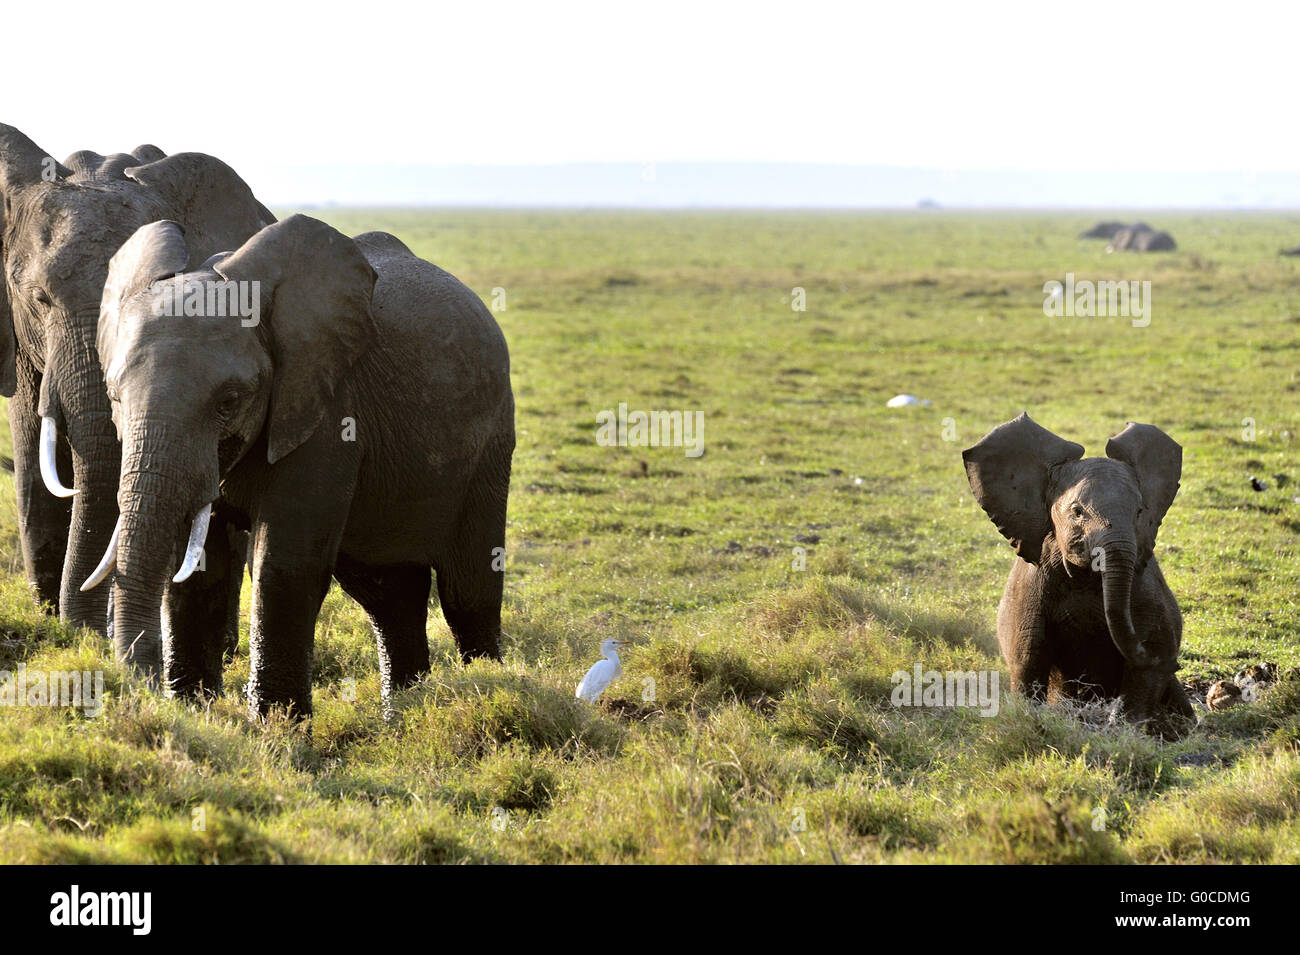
[[355, 231, 510, 377]]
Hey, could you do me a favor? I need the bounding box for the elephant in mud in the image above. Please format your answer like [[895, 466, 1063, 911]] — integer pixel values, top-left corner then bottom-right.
[[1078, 220, 1132, 240], [89, 215, 515, 717], [0, 124, 272, 689], [1110, 226, 1176, 252], [1078, 220, 1154, 241], [963, 413, 1196, 739], [1079, 221, 1175, 251]]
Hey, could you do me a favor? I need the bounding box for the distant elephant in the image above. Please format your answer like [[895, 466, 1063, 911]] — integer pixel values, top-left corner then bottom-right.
[[1079, 220, 1154, 241], [1110, 226, 1176, 252], [1078, 220, 1128, 240], [0, 124, 271, 688], [963, 413, 1195, 738], [90, 215, 515, 717]]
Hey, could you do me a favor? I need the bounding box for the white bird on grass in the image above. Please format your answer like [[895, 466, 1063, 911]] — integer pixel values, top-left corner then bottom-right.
[[575, 638, 632, 703]]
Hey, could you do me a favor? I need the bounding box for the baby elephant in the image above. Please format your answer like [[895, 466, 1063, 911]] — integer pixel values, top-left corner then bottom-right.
[[91, 214, 514, 716], [963, 414, 1195, 738]]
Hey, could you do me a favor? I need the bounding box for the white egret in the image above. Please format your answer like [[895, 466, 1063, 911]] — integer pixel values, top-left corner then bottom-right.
[[575, 638, 632, 703]]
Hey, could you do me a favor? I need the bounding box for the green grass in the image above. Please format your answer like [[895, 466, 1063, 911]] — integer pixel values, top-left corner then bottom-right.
[[2, 209, 1299, 863]]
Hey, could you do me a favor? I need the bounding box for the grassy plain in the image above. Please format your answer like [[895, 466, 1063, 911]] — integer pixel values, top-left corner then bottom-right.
[[2, 209, 1299, 863]]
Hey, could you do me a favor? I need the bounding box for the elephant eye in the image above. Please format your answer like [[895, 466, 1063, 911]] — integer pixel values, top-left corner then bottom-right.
[[216, 392, 240, 421], [1070, 503, 1085, 518], [32, 288, 52, 308]]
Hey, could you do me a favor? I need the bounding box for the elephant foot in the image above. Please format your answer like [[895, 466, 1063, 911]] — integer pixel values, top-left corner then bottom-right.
[[1136, 708, 1196, 741], [1117, 694, 1197, 740], [442, 604, 503, 663], [28, 542, 66, 616]]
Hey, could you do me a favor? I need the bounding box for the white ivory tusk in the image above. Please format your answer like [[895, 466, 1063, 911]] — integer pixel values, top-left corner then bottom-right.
[[40, 416, 77, 497], [172, 503, 212, 583], [80, 515, 122, 591]]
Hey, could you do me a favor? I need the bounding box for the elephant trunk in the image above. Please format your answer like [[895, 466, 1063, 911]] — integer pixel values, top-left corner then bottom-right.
[[40, 327, 122, 633], [102, 418, 217, 686], [1097, 537, 1152, 667]]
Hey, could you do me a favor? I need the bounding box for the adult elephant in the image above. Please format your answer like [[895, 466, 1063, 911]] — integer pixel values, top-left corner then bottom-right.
[[0, 124, 271, 689], [89, 215, 515, 717]]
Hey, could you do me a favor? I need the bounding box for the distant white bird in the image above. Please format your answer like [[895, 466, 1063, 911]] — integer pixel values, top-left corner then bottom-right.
[[886, 394, 932, 408], [575, 638, 632, 703]]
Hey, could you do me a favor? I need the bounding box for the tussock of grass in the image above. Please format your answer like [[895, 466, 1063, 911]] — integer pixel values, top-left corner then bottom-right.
[[776, 683, 887, 762], [1128, 750, 1300, 863], [115, 809, 298, 865], [335, 664, 629, 783], [942, 793, 1130, 865], [804, 777, 943, 849], [455, 741, 561, 812]]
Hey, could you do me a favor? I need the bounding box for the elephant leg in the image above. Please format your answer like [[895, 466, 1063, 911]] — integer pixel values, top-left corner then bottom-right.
[[1152, 673, 1197, 739], [8, 363, 73, 614], [161, 504, 246, 700], [244, 468, 354, 719], [225, 528, 250, 662], [1008, 647, 1052, 702], [246, 550, 332, 720], [434, 455, 509, 663], [1165, 674, 1195, 719], [435, 567, 502, 663], [334, 556, 432, 707], [1118, 664, 1176, 734], [1000, 618, 1051, 701]]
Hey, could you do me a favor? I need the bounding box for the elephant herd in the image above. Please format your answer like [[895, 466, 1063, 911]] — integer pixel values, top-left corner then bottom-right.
[[0, 124, 513, 717], [2, 122, 1196, 737]]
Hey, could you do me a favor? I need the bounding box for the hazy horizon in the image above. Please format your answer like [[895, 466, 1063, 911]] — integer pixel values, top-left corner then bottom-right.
[[252, 162, 1300, 209]]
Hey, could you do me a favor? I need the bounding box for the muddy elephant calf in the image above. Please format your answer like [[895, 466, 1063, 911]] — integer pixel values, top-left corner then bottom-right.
[[87, 214, 515, 716], [963, 413, 1196, 739]]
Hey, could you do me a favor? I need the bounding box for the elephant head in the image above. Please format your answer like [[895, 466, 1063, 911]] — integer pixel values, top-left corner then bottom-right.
[[0, 123, 272, 634], [87, 215, 378, 676], [963, 413, 1182, 668]]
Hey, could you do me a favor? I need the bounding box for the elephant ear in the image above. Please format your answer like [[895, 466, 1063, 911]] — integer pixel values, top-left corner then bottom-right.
[[66, 150, 165, 182], [98, 220, 191, 373], [0, 196, 16, 397], [1105, 422, 1182, 552], [1, 124, 65, 186], [0, 125, 63, 397], [65, 145, 165, 182], [124, 153, 275, 262], [131, 144, 166, 164], [63, 150, 116, 180], [213, 214, 378, 464], [962, 412, 1085, 564]]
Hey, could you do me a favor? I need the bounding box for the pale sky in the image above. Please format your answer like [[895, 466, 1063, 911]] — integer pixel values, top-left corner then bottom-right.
[[7, 1, 1300, 203]]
